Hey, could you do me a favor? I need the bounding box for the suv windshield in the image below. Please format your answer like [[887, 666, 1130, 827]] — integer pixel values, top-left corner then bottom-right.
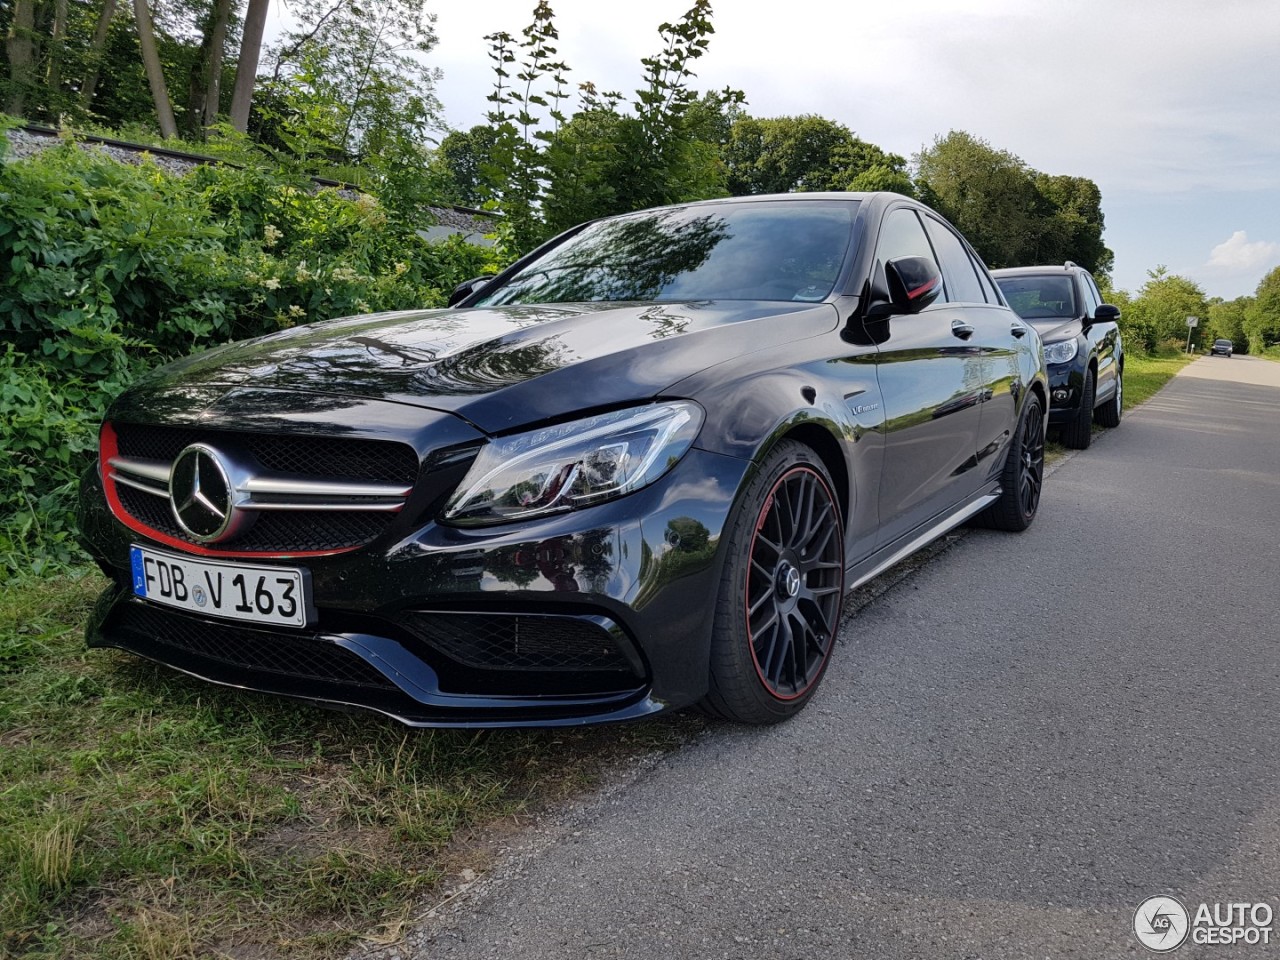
[[475, 200, 858, 306], [994, 275, 1078, 319]]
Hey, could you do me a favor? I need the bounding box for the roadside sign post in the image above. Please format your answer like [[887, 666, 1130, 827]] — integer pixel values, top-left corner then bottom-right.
[[1186, 315, 1199, 354]]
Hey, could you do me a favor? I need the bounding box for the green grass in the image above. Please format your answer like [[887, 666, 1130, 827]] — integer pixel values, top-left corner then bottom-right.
[[1256, 344, 1280, 362], [1121, 346, 1197, 408], [0, 573, 701, 959]]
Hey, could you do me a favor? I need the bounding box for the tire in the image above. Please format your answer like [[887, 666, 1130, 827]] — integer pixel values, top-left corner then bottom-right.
[[1060, 369, 1095, 449], [1094, 366, 1122, 428], [701, 440, 845, 724], [975, 393, 1045, 532]]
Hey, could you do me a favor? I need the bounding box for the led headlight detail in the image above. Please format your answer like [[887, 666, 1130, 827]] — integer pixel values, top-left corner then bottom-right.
[[1043, 340, 1078, 365], [443, 402, 704, 526]]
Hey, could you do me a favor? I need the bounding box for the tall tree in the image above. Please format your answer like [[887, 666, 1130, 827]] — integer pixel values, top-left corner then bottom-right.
[[4, 0, 37, 115], [724, 114, 909, 196], [185, 0, 235, 136], [228, 0, 268, 131], [132, 0, 177, 137], [1126, 266, 1208, 350], [79, 0, 120, 110], [916, 130, 1110, 272], [915, 131, 1043, 269], [1246, 265, 1280, 350]]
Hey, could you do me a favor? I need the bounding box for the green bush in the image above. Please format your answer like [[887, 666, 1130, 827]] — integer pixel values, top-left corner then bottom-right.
[[0, 141, 497, 576]]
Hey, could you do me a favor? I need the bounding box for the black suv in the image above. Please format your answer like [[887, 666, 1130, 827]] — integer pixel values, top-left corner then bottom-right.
[[1210, 338, 1233, 357], [992, 263, 1123, 449]]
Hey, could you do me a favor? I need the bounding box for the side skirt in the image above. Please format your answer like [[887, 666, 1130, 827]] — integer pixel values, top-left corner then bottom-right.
[[845, 487, 1000, 592]]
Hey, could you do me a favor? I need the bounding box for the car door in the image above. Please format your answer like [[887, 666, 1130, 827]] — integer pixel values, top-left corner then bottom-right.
[[870, 206, 986, 548], [1081, 272, 1120, 403], [920, 214, 1025, 476]]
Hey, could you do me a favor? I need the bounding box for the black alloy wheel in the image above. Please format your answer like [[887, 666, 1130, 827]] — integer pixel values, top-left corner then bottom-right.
[[1095, 367, 1122, 428], [976, 394, 1045, 532], [1061, 369, 1095, 449], [703, 441, 845, 723]]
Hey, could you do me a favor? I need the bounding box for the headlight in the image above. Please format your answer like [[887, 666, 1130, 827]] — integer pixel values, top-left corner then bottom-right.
[[1043, 339, 1078, 365], [443, 401, 704, 526]]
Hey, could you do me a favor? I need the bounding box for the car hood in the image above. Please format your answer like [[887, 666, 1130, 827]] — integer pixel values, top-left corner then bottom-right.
[[1028, 318, 1083, 343], [123, 300, 838, 434]]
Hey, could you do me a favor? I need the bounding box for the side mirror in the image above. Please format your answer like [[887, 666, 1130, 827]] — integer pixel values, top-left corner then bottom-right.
[[448, 275, 496, 307], [885, 256, 942, 314], [1092, 303, 1121, 323]]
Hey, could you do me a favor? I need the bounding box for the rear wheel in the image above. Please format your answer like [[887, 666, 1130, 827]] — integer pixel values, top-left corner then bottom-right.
[[702, 441, 845, 724], [976, 393, 1044, 532], [1095, 366, 1122, 428], [1061, 369, 1095, 449]]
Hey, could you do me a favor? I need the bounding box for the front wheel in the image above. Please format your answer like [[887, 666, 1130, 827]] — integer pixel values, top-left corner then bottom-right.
[[1061, 369, 1095, 449], [975, 393, 1045, 532], [1095, 367, 1122, 428], [702, 441, 845, 724]]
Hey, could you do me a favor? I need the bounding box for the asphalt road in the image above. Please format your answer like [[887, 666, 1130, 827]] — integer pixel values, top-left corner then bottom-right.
[[379, 355, 1280, 960]]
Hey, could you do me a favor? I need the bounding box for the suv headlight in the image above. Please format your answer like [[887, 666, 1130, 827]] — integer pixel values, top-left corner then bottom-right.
[[443, 401, 704, 526], [1043, 339, 1078, 365]]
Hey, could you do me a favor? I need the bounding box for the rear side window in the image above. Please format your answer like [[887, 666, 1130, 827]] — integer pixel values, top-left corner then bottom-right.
[[923, 217, 987, 303], [995, 276, 1078, 319]]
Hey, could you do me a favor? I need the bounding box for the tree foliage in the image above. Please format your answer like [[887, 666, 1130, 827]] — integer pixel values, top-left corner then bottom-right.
[[1245, 266, 1280, 351], [723, 114, 910, 197], [915, 130, 1112, 275], [1121, 266, 1208, 351], [1207, 297, 1251, 354], [478, 0, 743, 255]]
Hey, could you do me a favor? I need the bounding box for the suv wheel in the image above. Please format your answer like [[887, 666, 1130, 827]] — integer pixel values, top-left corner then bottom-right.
[[1061, 370, 1095, 449], [1095, 367, 1122, 428]]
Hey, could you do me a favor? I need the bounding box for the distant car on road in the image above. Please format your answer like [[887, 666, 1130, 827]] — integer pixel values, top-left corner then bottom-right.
[[1210, 338, 1234, 357], [992, 263, 1123, 450]]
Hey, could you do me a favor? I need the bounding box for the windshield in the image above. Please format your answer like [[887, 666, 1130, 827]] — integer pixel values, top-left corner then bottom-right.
[[475, 200, 859, 306], [995, 276, 1078, 319]]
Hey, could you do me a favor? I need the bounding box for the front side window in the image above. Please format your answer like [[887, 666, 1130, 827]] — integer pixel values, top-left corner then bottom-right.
[[476, 201, 859, 306]]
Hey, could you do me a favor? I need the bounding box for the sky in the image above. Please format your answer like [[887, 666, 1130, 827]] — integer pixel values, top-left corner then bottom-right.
[[418, 0, 1280, 300]]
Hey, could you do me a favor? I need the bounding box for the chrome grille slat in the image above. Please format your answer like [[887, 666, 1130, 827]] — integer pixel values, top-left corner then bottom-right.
[[107, 454, 411, 512]]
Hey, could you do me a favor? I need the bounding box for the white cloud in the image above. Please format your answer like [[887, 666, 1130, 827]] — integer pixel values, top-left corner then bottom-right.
[[1205, 231, 1280, 273]]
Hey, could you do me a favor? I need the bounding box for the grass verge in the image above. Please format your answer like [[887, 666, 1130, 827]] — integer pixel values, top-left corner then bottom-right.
[[1121, 347, 1196, 409], [0, 572, 701, 959]]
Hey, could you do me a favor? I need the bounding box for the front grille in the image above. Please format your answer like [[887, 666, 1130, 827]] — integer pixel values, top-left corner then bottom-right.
[[117, 484, 390, 553], [112, 601, 398, 690], [406, 612, 633, 672], [109, 423, 419, 554]]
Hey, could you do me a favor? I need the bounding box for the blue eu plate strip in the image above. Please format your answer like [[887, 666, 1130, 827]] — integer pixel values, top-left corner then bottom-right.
[[131, 548, 147, 596]]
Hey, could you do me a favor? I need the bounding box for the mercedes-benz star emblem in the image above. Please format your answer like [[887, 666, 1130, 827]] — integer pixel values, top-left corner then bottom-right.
[[169, 444, 236, 542]]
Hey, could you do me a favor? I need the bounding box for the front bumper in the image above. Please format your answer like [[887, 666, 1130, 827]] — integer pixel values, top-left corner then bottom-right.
[[1044, 363, 1085, 424], [79, 447, 753, 727]]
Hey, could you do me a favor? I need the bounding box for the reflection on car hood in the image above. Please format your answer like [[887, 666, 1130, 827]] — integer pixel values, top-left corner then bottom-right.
[[1029, 318, 1083, 342], [125, 300, 837, 433]]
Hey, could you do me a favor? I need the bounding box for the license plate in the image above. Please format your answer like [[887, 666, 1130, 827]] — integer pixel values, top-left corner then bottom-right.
[[130, 545, 312, 628]]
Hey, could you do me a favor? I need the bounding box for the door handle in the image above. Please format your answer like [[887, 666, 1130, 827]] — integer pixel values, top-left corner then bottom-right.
[[951, 320, 975, 340], [1011, 323, 1028, 338]]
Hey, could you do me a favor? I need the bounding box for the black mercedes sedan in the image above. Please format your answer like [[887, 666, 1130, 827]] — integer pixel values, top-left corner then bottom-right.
[[991, 263, 1123, 449], [78, 193, 1048, 727]]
